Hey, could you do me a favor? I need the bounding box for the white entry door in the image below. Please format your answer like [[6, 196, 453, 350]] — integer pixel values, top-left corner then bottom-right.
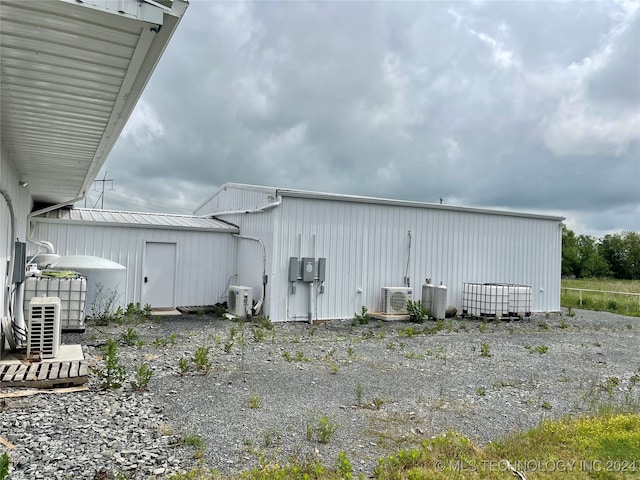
[[142, 242, 176, 308]]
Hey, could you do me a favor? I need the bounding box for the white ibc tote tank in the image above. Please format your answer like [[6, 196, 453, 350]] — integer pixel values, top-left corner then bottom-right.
[[51, 256, 126, 318]]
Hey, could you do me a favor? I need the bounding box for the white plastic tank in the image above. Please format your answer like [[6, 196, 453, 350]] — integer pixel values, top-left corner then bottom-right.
[[51, 256, 126, 319], [433, 283, 447, 320], [421, 279, 435, 315]]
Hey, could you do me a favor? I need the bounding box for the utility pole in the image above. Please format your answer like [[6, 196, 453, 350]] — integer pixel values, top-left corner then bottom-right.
[[85, 171, 113, 209]]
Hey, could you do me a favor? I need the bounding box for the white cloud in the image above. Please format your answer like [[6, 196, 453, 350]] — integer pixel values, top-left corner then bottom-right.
[[121, 101, 164, 147]]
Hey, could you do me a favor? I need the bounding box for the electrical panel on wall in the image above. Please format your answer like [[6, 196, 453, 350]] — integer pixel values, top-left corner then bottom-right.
[[288, 257, 299, 282], [302, 258, 316, 282], [288, 257, 327, 294]]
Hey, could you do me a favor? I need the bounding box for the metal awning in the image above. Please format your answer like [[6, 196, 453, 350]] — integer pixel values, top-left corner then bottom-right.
[[0, 0, 188, 205]]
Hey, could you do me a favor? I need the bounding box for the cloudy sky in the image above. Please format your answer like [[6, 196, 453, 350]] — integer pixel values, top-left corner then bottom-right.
[[92, 0, 640, 237]]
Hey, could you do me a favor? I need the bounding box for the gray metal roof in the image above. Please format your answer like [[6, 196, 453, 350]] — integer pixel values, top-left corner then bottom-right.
[[208, 183, 566, 222], [34, 208, 239, 233], [0, 0, 188, 205]]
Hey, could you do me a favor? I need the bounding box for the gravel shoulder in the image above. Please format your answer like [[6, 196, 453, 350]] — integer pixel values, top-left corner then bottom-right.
[[2, 309, 639, 479]]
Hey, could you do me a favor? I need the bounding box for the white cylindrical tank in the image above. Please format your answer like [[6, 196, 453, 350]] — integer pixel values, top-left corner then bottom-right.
[[51, 256, 126, 319], [31, 253, 60, 269], [433, 283, 447, 320], [421, 279, 435, 316]]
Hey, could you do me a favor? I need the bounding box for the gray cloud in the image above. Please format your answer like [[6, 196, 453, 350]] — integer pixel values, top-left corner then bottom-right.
[[96, 0, 640, 237]]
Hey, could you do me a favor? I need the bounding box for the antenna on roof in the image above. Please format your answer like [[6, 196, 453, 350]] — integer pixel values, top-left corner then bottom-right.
[[86, 171, 114, 209]]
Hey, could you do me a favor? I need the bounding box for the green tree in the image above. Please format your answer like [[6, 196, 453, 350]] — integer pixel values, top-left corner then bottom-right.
[[562, 225, 579, 277], [600, 232, 640, 279], [576, 234, 609, 278]]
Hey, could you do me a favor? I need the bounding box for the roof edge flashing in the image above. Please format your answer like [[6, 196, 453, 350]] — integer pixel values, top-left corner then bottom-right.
[[59, 0, 165, 24]]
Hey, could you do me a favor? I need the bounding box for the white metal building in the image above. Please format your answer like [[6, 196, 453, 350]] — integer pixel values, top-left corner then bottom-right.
[[1, 1, 187, 334], [195, 183, 564, 322], [31, 209, 239, 309]]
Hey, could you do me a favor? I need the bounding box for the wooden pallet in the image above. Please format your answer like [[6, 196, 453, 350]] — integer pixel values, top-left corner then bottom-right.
[[176, 305, 216, 314], [0, 360, 88, 389]]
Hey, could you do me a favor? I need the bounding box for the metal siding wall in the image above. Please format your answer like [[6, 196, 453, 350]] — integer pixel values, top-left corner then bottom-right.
[[269, 198, 561, 321], [1, 144, 32, 318], [31, 222, 236, 307]]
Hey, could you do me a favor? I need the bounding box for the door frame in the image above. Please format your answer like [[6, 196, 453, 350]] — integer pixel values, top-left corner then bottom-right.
[[141, 241, 178, 308]]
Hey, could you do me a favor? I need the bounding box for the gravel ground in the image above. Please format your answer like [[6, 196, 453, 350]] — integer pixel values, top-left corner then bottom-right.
[[2, 309, 639, 479]]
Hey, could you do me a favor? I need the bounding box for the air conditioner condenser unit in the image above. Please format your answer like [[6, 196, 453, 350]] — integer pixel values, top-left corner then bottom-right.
[[380, 287, 413, 314], [27, 297, 61, 359], [228, 286, 253, 319]]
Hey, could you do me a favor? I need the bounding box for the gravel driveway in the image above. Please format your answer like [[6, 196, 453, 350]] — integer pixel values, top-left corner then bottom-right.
[[2, 309, 639, 479]]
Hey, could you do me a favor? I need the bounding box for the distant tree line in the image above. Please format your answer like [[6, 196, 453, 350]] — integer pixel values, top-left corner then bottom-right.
[[562, 226, 640, 280]]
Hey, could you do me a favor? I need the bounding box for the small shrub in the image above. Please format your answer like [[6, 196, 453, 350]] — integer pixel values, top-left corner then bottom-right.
[[178, 357, 190, 376], [331, 364, 339, 375], [541, 401, 552, 410], [153, 337, 169, 347], [0, 452, 9, 480], [306, 416, 339, 444], [353, 306, 371, 325], [400, 326, 418, 337], [181, 433, 204, 448], [95, 338, 126, 389], [248, 394, 262, 409], [193, 346, 211, 373], [406, 299, 428, 323], [252, 327, 266, 343], [533, 345, 549, 354], [224, 341, 233, 354], [337, 452, 353, 480], [120, 327, 139, 346], [476, 387, 486, 396], [480, 342, 492, 357], [91, 284, 122, 325], [130, 362, 153, 392], [373, 397, 384, 410], [258, 316, 274, 330]]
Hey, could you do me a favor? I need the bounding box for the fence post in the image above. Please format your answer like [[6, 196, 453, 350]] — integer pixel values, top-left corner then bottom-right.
[[579, 290, 583, 306]]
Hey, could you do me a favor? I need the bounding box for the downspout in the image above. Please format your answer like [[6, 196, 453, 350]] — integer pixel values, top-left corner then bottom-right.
[[232, 234, 267, 315]]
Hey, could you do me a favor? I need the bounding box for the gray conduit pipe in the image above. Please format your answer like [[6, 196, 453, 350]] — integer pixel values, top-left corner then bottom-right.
[[199, 195, 282, 218]]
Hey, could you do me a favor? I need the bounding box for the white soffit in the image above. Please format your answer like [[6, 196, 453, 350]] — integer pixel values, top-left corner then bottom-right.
[[0, 0, 187, 205]]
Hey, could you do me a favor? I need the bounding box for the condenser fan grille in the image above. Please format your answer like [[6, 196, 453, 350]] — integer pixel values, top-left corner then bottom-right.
[[390, 292, 407, 311]]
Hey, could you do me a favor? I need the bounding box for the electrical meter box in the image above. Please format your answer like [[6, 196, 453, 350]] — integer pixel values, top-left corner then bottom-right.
[[302, 257, 316, 282]]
